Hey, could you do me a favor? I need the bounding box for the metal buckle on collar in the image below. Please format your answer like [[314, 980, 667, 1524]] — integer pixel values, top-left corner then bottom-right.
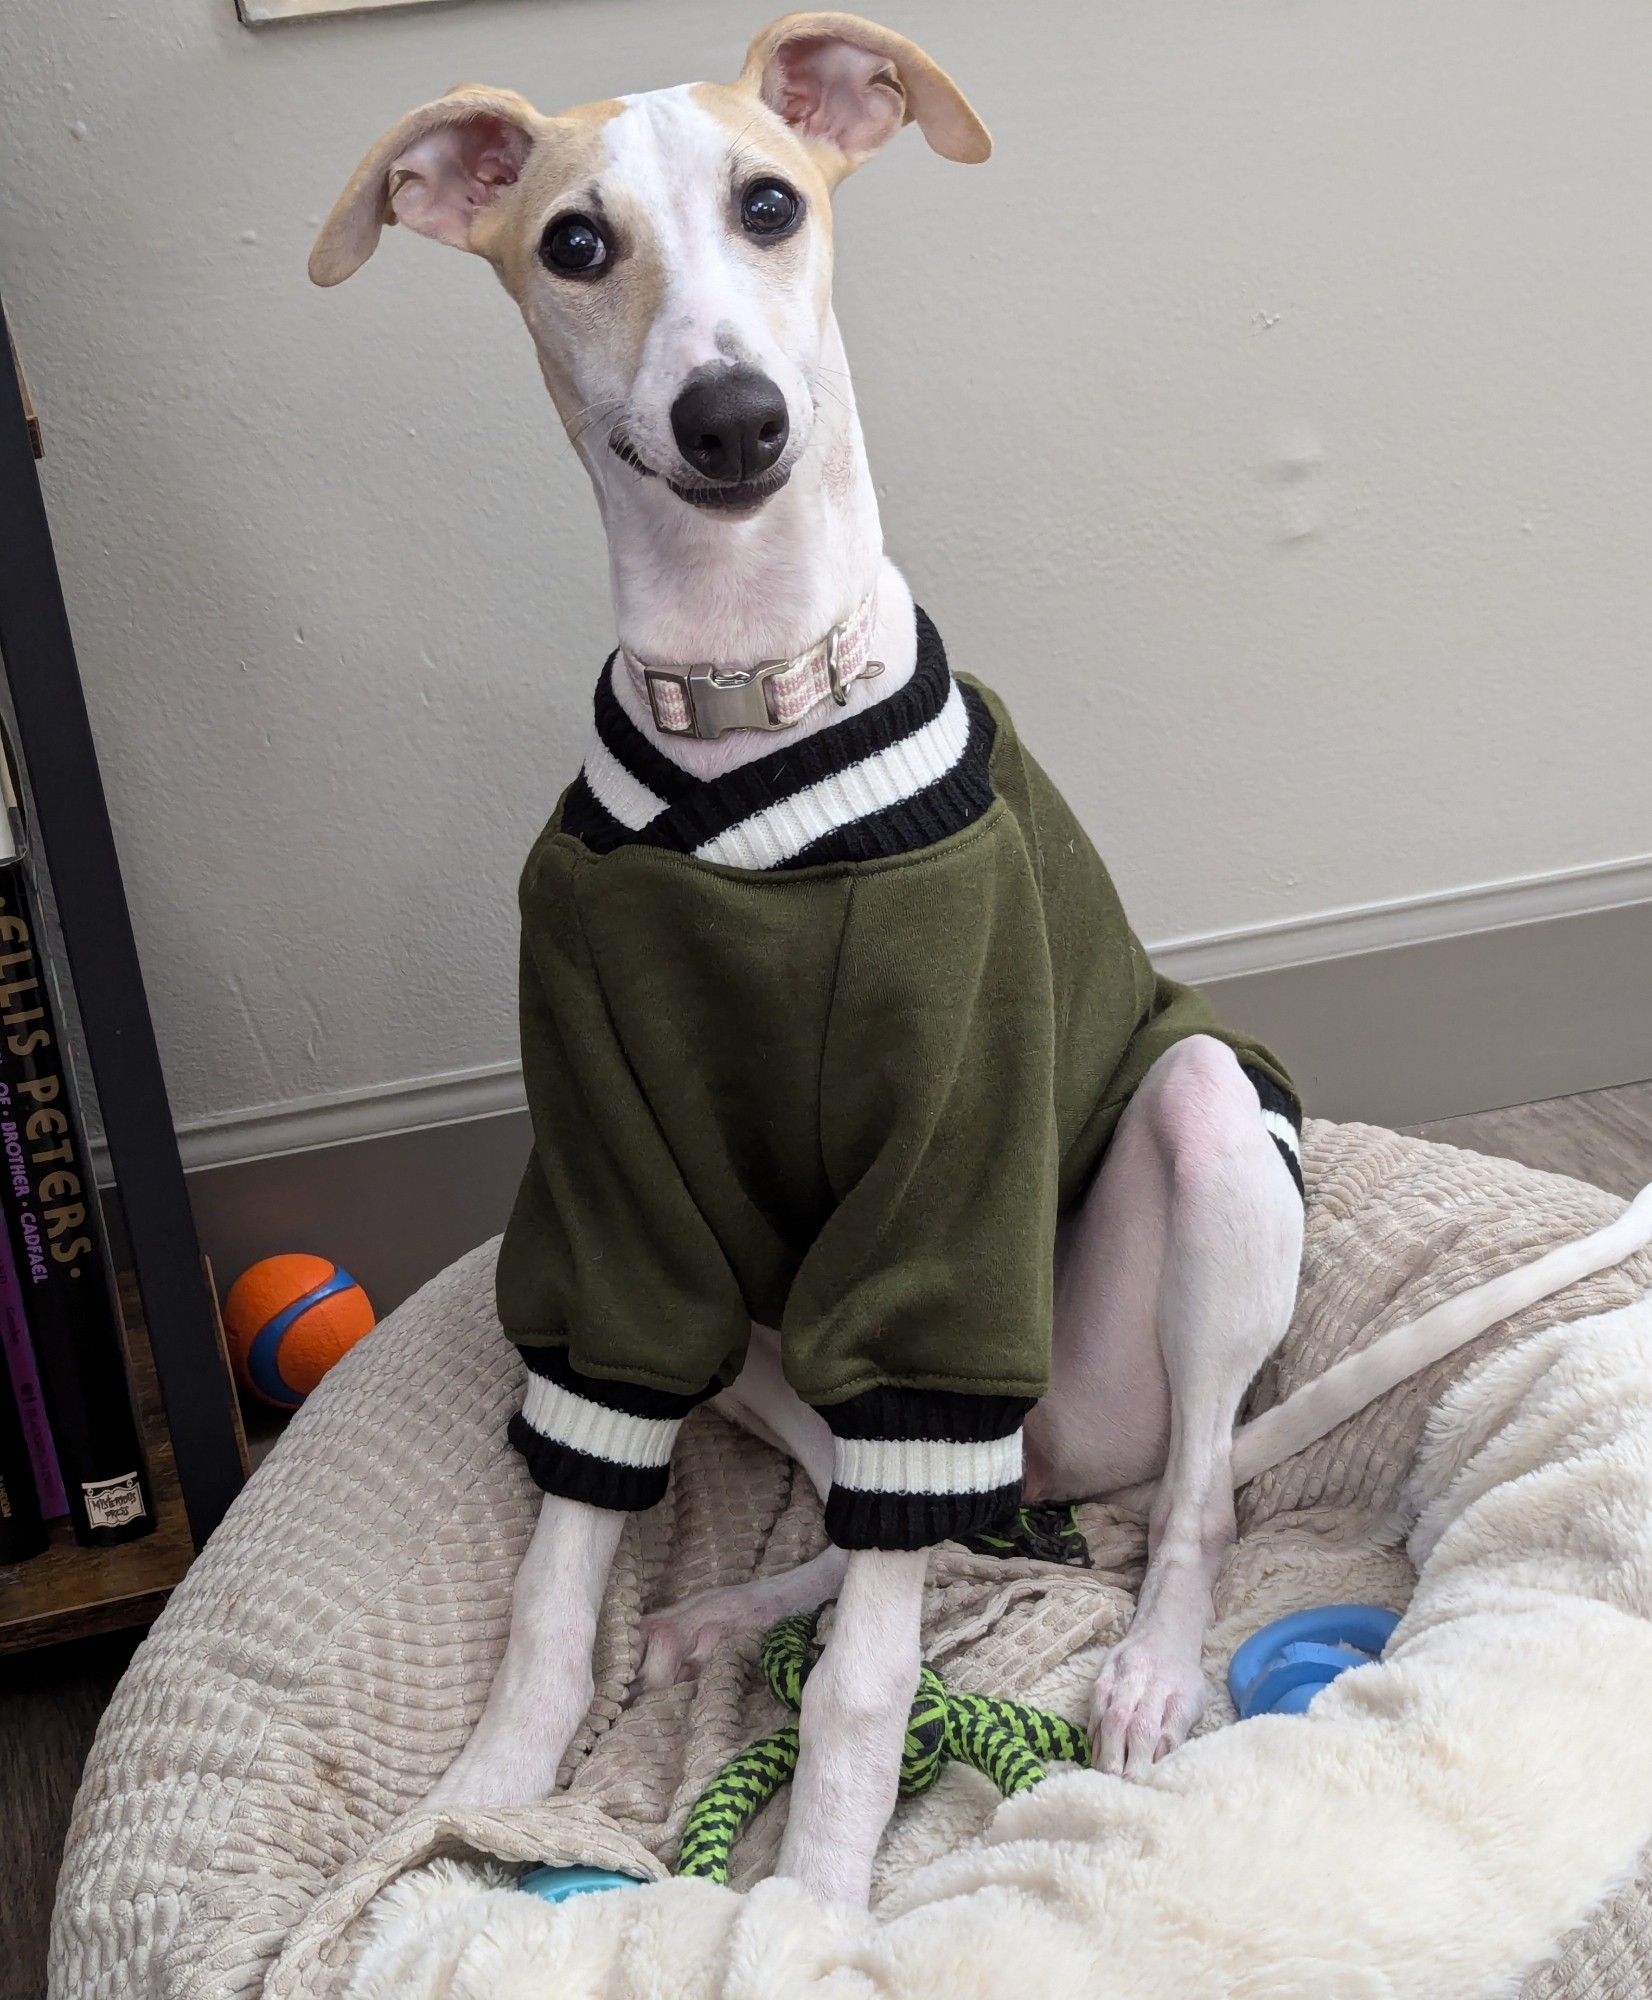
[[643, 660, 790, 739]]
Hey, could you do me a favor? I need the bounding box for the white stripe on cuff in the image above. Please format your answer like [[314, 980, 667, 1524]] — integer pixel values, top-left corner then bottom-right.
[[1261, 1109, 1301, 1163], [521, 1372, 681, 1470], [832, 1429, 1022, 1498]]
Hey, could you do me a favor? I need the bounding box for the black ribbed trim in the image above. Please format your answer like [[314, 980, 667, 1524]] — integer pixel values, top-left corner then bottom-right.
[[508, 1347, 717, 1512], [559, 608, 990, 870], [1269, 1137, 1305, 1198], [1243, 1064, 1305, 1199], [592, 655, 699, 804], [519, 1342, 714, 1418], [507, 1412, 671, 1512], [825, 1481, 1023, 1552], [638, 607, 952, 855], [817, 1386, 1033, 1442], [558, 771, 630, 852], [777, 680, 996, 870], [559, 648, 703, 854], [816, 1386, 1035, 1552]]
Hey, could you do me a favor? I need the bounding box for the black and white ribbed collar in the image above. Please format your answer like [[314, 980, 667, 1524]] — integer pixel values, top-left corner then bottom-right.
[[559, 608, 996, 872]]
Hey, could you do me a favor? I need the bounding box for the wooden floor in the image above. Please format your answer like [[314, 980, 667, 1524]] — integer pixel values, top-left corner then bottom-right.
[[1, 1628, 143, 2000], [1405, 1076, 1652, 1200], [2, 1080, 1649, 2000]]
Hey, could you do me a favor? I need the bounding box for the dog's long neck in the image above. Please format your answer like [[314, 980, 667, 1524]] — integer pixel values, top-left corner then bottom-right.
[[588, 317, 918, 781]]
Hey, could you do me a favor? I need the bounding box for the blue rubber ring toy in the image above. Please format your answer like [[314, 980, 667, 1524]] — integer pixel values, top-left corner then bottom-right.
[[1228, 1604, 1401, 1719], [518, 1864, 646, 1904]]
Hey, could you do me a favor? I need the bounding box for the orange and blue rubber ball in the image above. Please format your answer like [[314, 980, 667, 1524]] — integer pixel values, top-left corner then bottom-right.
[[223, 1254, 376, 1409]]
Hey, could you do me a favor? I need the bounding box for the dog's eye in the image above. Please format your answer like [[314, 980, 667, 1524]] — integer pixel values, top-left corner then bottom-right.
[[540, 214, 609, 277], [740, 178, 802, 239]]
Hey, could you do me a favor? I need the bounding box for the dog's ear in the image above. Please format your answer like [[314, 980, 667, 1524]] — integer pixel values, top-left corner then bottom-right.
[[309, 86, 543, 287], [738, 13, 990, 180]]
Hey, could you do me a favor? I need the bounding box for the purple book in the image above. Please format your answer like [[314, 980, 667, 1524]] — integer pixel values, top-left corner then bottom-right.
[[0, 1220, 67, 1519]]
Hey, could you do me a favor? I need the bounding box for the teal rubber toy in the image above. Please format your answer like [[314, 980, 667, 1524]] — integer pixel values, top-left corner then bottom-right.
[[518, 1864, 646, 1904], [1228, 1604, 1400, 1718]]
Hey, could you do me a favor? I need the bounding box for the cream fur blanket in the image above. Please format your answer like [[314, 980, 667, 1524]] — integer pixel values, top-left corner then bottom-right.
[[50, 1123, 1652, 2000]]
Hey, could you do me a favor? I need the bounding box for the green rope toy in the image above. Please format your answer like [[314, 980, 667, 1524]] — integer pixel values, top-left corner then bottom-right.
[[676, 1608, 1091, 1884]]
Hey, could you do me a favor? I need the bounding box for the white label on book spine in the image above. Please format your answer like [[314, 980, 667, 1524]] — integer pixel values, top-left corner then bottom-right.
[[82, 1471, 146, 1530]]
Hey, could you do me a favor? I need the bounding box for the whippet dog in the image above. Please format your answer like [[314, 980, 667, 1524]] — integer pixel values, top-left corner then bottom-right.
[[312, 13, 1652, 1910]]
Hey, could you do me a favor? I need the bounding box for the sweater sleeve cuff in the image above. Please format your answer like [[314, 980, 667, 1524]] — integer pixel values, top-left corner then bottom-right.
[[816, 1387, 1034, 1550], [1242, 1063, 1305, 1200], [509, 1345, 715, 1512]]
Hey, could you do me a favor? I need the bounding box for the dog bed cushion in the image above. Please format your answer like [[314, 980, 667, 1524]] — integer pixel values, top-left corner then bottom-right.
[[49, 1121, 1652, 2000]]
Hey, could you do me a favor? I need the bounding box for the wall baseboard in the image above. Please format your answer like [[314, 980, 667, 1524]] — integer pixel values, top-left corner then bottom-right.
[[172, 1061, 528, 1174], [172, 859, 1652, 1316], [185, 1100, 531, 1327], [1153, 851, 1652, 984], [1202, 894, 1652, 1129]]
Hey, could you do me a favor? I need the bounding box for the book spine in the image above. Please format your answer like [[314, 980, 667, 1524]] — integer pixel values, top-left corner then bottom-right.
[[0, 1220, 68, 1518], [0, 1330, 47, 1561], [0, 857, 152, 1546]]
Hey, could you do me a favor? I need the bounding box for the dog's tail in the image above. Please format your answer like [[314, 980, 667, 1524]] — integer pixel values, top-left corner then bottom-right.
[[1229, 1180, 1652, 1488]]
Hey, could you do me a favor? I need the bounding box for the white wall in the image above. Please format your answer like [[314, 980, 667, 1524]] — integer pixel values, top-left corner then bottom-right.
[[2, 0, 1649, 1142]]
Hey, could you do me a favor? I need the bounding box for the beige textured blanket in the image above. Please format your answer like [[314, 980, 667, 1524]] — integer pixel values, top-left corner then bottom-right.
[[50, 1123, 1652, 1999]]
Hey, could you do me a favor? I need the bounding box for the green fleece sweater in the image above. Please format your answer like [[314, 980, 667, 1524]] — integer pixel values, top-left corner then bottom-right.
[[498, 609, 1299, 1549]]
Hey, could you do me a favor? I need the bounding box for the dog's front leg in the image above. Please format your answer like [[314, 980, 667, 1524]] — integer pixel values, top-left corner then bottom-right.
[[426, 1493, 624, 1811], [774, 1546, 926, 1907]]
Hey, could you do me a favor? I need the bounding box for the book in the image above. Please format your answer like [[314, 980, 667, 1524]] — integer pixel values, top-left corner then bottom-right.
[[0, 1328, 47, 1561], [0, 837, 153, 1546], [0, 1219, 67, 1518]]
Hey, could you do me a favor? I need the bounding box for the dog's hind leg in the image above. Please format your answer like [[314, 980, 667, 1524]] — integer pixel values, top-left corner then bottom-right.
[[632, 1326, 849, 1694], [426, 1493, 624, 1810], [632, 1547, 850, 1694], [1029, 1035, 1302, 1779]]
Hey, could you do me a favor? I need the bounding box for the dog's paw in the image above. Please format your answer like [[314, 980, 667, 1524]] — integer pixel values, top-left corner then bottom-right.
[[632, 1589, 757, 1698], [422, 1677, 591, 1815], [422, 1734, 562, 1815], [1089, 1637, 1207, 1780]]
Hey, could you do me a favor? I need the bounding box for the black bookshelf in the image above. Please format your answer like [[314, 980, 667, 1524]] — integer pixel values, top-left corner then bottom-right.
[[0, 289, 245, 1580]]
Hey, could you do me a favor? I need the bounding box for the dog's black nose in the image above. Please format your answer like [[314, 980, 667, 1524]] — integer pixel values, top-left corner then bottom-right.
[[670, 367, 789, 483]]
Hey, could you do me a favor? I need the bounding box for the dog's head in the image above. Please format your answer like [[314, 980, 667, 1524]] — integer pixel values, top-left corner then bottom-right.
[[309, 13, 988, 519]]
